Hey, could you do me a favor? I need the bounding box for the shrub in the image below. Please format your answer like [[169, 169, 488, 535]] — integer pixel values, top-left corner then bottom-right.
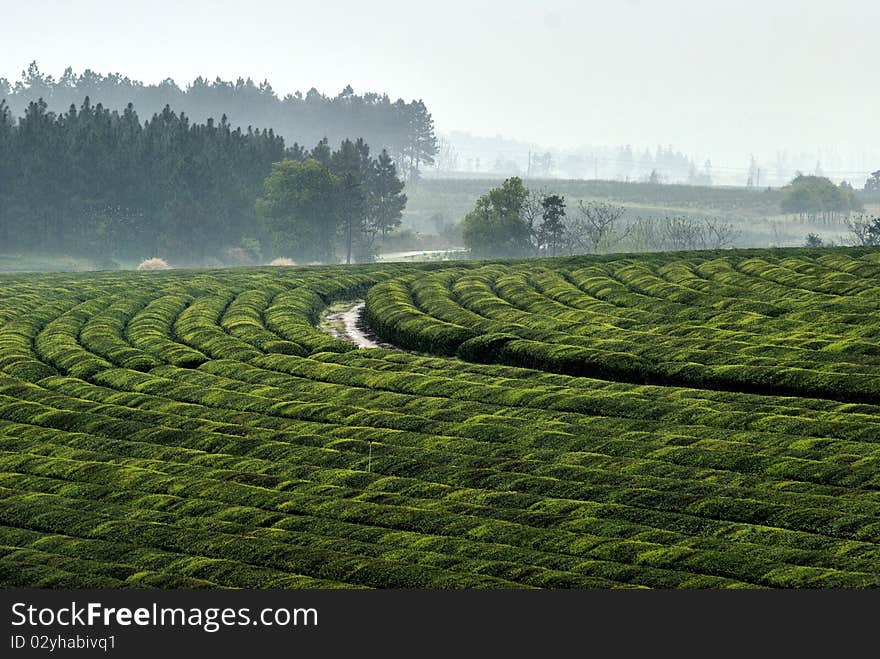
[[136, 258, 171, 271], [457, 333, 518, 363]]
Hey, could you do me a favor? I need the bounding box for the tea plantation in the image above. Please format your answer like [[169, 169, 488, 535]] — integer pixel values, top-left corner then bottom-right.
[[1, 247, 880, 589]]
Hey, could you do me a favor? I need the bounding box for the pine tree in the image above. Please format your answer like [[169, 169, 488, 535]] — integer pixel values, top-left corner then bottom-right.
[[538, 194, 566, 257], [330, 138, 371, 264], [366, 149, 407, 248], [0, 93, 404, 265]]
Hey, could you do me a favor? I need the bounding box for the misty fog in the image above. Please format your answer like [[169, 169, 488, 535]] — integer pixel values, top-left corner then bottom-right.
[[1, 0, 878, 269]]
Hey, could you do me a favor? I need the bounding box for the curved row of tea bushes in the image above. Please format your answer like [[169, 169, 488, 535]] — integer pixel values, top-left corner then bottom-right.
[[364, 250, 880, 402], [219, 288, 306, 356], [364, 276, 476, 355], [1, 249, 880, 588]]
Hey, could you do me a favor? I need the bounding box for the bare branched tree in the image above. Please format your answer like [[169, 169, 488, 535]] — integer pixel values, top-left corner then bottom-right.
[[659, 216, 705, 250], [845, 215, 880, 246], [520, 187, 545, 253], [616, 215, 740, 252], [568, 200, 627, 253], [620, 216, 660, 252], [703, 218, 741, 249]]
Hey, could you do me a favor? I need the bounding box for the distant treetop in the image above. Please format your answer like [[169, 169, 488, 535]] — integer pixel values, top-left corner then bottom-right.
[[0, 62, 437, 182], [780, 173, 863, 222]]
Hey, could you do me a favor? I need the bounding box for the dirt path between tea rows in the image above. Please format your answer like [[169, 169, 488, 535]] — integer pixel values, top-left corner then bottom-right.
[[320, 300, 395, 349]]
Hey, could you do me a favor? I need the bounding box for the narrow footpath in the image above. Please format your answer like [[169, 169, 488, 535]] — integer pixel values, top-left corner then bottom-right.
[[321, 300, 395, 349]]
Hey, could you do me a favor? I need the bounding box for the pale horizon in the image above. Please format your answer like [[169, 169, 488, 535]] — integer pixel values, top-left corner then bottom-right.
[[4, 0, 878, 177]]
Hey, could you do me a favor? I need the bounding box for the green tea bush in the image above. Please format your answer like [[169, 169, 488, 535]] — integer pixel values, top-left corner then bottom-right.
[[1, 248, 880, 589]]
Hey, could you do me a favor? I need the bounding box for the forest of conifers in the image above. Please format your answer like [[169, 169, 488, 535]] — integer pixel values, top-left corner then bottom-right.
[[0, 65, 434, 265], [0, 99, 285, 262], [1, 63, 437, 179]]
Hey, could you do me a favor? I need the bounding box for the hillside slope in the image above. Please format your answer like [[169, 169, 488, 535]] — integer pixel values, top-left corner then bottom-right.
[[1, 248, 879, 588]]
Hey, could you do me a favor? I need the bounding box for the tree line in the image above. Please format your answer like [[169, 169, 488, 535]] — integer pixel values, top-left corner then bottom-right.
[[780, 174, 863, 223], [0, 97, 406, 265], [462, 177, 741, 259], [257, 138, 406, 264], [1, 62, 437, 182]]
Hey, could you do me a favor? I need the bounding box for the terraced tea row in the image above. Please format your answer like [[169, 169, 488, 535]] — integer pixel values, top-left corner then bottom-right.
[[1, 248, 880, 589], [366, 249, 880, 402]]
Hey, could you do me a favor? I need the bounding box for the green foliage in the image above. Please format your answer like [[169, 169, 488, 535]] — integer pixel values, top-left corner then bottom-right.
[[538, 194, 566, 257], [0, 94, 408, 267], [0, 99, 285, 262], [1, 248, 880, 589], [457, 334, 519, 363], [364, 248, 880, 403], [256, 159, 340, 263], [805, 233, 824, 248], [255, 142, 408, 265], [368, 150, 408, 243], [2, 63, 438, 185], [846, 216, 880, 247], [403, 177, 792, 236], [780, 174, 863, 221], [462, 177, 533, 258]]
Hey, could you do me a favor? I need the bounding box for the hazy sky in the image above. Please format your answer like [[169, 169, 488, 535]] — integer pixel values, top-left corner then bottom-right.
[[4, 0, 878, 169]]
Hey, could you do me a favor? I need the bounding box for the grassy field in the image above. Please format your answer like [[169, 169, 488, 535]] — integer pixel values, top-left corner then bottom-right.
[[404, 178, 784, 229], [403, 178, 861, 248], [1, 247, 880, 588]]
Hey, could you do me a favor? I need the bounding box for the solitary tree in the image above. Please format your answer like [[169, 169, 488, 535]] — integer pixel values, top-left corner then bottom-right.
[[461, 177, 532, 258], [330, 138, 371, 264], [568, 200, 626, 253], [255, 158, 339, 263], [538, 194, 566, 256], [703, 218, 740, 249], [519, 187, 544, 249], [805, 233, 824, 248], [660, 216, 708, 250], [396, 99, 437, 182], [781, 174, 862, 223], [366, 149, 407, 243]]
